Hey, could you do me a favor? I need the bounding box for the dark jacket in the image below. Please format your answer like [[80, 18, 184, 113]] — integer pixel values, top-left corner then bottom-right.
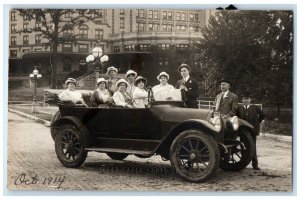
[[176, 77, 199, 108], [214, 91, 238, 118], [237, 104, 265, 135]]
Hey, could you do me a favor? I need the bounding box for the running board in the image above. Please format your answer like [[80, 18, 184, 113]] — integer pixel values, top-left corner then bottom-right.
[[85, 147, 153, 156]]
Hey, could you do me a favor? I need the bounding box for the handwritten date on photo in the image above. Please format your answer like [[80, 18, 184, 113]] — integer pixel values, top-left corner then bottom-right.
[[14, 173, 65, 189]]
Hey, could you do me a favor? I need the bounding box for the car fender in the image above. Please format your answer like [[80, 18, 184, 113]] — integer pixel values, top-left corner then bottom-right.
[[51, 116, 91, 145], [156, 119, 223, 156]]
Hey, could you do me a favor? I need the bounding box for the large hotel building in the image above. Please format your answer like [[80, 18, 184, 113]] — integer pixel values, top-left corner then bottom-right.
[[9, 9, 214, 86]]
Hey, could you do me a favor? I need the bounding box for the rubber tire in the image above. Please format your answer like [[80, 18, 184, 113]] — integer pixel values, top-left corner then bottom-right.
[[55, 125, 88, 168], [220, 129, 255, 171], [51, 110, 61, 141], [106, 152, 129, 160], [170, 130, 220, 182]]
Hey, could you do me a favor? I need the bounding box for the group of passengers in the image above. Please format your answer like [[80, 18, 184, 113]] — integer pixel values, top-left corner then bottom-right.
[[59, 63, 199, 108]]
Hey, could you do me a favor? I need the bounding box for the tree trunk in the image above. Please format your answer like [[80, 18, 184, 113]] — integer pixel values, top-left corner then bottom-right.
[[50, 20, 59, 89]]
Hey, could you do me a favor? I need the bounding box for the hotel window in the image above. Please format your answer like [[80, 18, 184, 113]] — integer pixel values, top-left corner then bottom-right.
[[35, 35, 41, 44], [138, 9, 144, 18], [148, 10, 153, 19], [94, 9, 103, 18], [79, 25, 88, 38], [120, 17, 125, 28], [139, 44, 151, 51], [78, 44, 89, 53], [176, 12, 180, 20], [190, 13, 194, 21], [120, 9, 125, 15], [167, 24, 172, 31], [181, 25, 186, 31], [168, 11, 172, 20], [11, 11, 16, 21], [23, 15, 29, 21], [162, 11, 167, 20], [181, 13, 186, 21], [95, 29, 103, 40], [10, 50, 18, 57], [23, 23, 29, 32], [114, 46, 120, 52], [153, 24, 159, 31], [62, 44, 73, 52], [125, 44, 135, 51], [11, 37, 17, 45], [149, 23, 153, 30], [11, 24, 17, 34], [190, 26, 199, 32], [176, 25, 181, 30], [35, 22, 41, 30], [23, 35, 29, 45], [138, 22, 145, 31], [63, 29, 74, 37], [195, 14, 199, 21], [35, 48, 42, 52], [162, 24, 167, 31], [65, 11, 72, 18], [159, 44, 170, 50], [22, 49, 30, 53], [176, 44, 189, 50], [154, 10, 158, 19]]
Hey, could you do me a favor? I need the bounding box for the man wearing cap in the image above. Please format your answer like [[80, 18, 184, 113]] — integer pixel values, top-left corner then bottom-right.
[[214, 79, 238, 119], [106, 66, 120, 95], [58, 78, 86, 106], [176, 64, 200, 108], [125, 69, 137, 97], [237, 92, 265, 170]]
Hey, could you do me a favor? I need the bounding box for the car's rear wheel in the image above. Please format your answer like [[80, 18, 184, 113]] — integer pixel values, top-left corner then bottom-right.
[[55, 125, 87, 168], [51, 110, 61, 141], [106, 152, 128, 160], [170, 130, 220, 182], [220, 129, 255, 171]]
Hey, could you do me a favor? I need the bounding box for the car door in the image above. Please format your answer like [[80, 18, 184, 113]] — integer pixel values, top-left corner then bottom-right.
[[119, 108, 161, 139]]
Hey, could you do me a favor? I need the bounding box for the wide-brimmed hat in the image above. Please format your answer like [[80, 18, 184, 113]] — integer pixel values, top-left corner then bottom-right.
[[65, 78, 77, 86], [219, 79, 231, 86], [125, 69, 137, 78], [241, 91, 252, 98], [134, 76, 147, 86], [106, 66, 118, 75], [157, 72, 170, 81], [96, 78, 107, 86], [178, 63, 191, 73], [116, 79, 129, 88]]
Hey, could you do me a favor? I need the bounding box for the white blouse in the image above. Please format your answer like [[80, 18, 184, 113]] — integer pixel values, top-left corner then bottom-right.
[[133, 87, 148, 108], [152, 84, 175, 101], [58, 89, 85, 104]]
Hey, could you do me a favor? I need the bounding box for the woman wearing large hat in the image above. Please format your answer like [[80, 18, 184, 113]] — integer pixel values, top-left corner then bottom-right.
[[90, 78, 113, 108], [112, 79, 134, 108], [106, 66, 120, 95], [152, 72, 175, 101], [125, 69, 138, 97], [132, 76, 148, 108], [58, 78, 86, 106]]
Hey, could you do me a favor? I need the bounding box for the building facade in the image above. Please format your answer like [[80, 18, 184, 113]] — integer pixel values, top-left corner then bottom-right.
[[9, 9, 214, 87]]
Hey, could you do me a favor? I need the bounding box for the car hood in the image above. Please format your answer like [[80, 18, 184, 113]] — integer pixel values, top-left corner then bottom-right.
[[150, 104, 212, 123]]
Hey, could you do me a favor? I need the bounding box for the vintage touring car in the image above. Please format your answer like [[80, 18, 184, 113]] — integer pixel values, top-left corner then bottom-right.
[[50, 90, 255, 182]]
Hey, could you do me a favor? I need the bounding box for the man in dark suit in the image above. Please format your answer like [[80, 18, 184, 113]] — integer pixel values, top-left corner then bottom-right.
[[237, 92, 265, 170], [214, 80, 238, 119], [176, 64, 200, 108]]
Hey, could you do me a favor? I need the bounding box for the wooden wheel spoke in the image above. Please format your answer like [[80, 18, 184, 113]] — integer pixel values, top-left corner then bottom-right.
[[181, 145, 191, 153]]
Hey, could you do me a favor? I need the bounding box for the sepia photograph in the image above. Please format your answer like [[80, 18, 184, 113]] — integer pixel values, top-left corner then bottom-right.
[[6, 5, 293, 193]]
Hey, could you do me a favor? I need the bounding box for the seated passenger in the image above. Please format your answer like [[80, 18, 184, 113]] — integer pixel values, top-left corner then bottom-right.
[[113, 79, 134, 108], [58, 78, 87, 106], [133, 76, 148, 108], [90, 78, 113, 108], [152, 72, 175, 101], [106, 66, 120, 95], [125, 69, 138, 97]]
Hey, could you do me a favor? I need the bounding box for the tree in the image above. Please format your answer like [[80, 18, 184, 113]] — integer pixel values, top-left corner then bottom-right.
[[192, 10, 293, 114], [16, 9, 101, 88]]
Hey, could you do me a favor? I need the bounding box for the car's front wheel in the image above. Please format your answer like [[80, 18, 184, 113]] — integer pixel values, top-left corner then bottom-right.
[[170, 130, 220, 182], [55, 125, 88, 168], [106, 152, 128, 160], [219, 129, 255, 171]]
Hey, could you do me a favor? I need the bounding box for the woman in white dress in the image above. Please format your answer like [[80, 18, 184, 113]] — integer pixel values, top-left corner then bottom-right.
[[112, 79, 134, 108], [90, 78, 113, 107], [152, 72, 175, 101], [58, 78, 86, 106], [132, 76, 148, 108]]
